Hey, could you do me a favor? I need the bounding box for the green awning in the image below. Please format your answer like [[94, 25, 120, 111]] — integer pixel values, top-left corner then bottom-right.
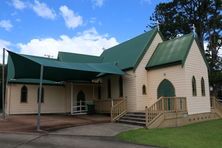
[[8, 51, 124, 82]]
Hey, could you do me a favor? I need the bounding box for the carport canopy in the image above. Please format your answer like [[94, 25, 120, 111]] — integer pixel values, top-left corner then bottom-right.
[[8, 51, 124, 81]]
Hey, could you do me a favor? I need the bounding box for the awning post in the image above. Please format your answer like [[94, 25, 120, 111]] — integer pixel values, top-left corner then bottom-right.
[[2, 48, 5, 119], [37, 64, 43, 131]]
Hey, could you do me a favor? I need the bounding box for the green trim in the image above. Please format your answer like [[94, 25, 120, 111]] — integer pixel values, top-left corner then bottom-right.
[[181, 35, 195, 67], [147, 33, 194, 69], [146, 61, 182, 70], [194, 38, 210, 70]]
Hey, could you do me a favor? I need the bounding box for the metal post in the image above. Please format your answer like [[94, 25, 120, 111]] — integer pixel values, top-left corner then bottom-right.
[[2, 48, 5, 119], [37, 65, 43, 131]]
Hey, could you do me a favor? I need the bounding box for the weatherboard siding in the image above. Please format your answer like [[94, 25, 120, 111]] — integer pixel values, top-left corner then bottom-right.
[[147, 65, 186, 105], [123, 70, 137, 112], [6, 84, 67, 114], [184, 41, 210, 114], [135, 33, 163, 111]]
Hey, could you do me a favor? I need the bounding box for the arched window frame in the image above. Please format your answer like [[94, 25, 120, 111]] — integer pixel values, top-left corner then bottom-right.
[[142, 85, 147, 95], [20, 85, 28, 103], [192, 76, 197, 96], [201, 77, 206, 96], [37, 87, 44, 103]]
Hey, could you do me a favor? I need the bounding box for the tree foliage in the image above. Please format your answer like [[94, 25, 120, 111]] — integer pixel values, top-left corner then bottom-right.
[[149, 0, 222, 71]]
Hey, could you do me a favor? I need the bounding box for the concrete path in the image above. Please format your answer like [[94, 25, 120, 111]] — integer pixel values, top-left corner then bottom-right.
[[0, 133, 157, 148], [52, 123, 142, 136]]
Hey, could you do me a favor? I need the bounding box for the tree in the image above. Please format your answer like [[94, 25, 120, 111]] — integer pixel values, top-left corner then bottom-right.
[[149, 0, 222, 96], [149, 0, 222, 68]]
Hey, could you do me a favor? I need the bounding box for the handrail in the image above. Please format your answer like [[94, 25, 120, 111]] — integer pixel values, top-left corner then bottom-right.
[[95, 99, 124, 113], [111, 99, 127, 121], [145, 97, 187, 127]]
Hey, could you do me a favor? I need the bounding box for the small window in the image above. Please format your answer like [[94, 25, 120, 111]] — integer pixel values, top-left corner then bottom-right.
[[20, 85, 28, 103], [192, 76, 197, 96], [107, 79, 111, 98], [201, 77, 206, 96], [37, 87, 44, 103], [119, 76, 123, 97], [142, 85, 147, 95]]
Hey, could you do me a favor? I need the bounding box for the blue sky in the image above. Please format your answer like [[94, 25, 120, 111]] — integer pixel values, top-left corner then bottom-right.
[[0, 0, 168, 59]]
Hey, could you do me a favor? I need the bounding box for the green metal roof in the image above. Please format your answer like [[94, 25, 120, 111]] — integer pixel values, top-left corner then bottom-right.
[[7, 51, 124, 82], [101, 28, 158, 70], [58, 52, 102, 63], [146, 33, 194, 69]]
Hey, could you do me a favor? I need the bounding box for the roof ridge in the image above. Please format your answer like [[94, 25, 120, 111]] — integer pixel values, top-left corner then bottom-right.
[[22, 54, 57, 60], [102, 28, 158, 54], [58, 51, 100, 58]]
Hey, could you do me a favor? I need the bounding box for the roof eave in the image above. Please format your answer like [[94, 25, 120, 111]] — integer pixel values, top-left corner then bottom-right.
[[146, 61, 182, 70]]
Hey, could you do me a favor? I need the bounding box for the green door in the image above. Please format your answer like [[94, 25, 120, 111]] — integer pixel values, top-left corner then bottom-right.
[[157, 79, 175, 110]]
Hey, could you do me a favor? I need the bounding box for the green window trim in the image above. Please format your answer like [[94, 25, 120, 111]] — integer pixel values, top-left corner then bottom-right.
[[201, 77, 206, 96], [192, 76, 197, 96], [142, 85, 147, 95], [20, 85, 28, 103]]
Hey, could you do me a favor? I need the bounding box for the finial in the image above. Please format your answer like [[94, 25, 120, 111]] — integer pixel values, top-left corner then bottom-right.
[[192, 24, 196, 37], [156, 20, 160, 31]]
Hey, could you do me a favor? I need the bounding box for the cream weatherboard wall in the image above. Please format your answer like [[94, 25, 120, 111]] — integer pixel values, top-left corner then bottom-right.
[[5, 83, 98, 114], [184, 41, 210, 114], [5, 84, 67, 114], [134, 33, 163, 111], [147, 65, 186, 106]]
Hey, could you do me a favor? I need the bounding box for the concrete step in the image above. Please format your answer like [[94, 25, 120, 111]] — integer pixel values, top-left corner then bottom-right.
[[118, 119, 145, 126]]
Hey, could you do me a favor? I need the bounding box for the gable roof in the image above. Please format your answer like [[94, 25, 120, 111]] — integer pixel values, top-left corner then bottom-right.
[[101, 28, 158, 70], [58, 52, 102, 63], [146, 33, 194, 69]]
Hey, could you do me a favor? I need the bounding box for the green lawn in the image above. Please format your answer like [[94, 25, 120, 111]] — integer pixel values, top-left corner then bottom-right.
[[116, 119, 222, 148]]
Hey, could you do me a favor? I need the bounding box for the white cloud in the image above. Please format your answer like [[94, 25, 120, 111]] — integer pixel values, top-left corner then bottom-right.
[[0, 20, 13, 31], [92, 0, 105, 8], [11, 0, 27, 10], [59, 5, 83, 29], [32, 0, 56, 20], [17, 28, 118, 58]]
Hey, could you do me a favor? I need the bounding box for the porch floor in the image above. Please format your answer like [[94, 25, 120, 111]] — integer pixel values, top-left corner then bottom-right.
[[0, 114, 110, 133]]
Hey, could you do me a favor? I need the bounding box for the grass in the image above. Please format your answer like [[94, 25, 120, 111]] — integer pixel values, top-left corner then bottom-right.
[[116, 119, 222, 148]]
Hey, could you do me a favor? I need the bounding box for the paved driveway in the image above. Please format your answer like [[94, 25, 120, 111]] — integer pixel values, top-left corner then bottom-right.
[[52, 123, 142, 136], [0, 133, 157, 148]]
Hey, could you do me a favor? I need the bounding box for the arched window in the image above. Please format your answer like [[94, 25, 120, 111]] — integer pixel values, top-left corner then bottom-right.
[[142, 85, 147, 95], [20, 85, 28, 103], [107, 79, 111, 98], [37, 87, 44, 103], [119, 76, 123, 97], [192, 76, 197, 96], [201, 77, 205, 96]]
